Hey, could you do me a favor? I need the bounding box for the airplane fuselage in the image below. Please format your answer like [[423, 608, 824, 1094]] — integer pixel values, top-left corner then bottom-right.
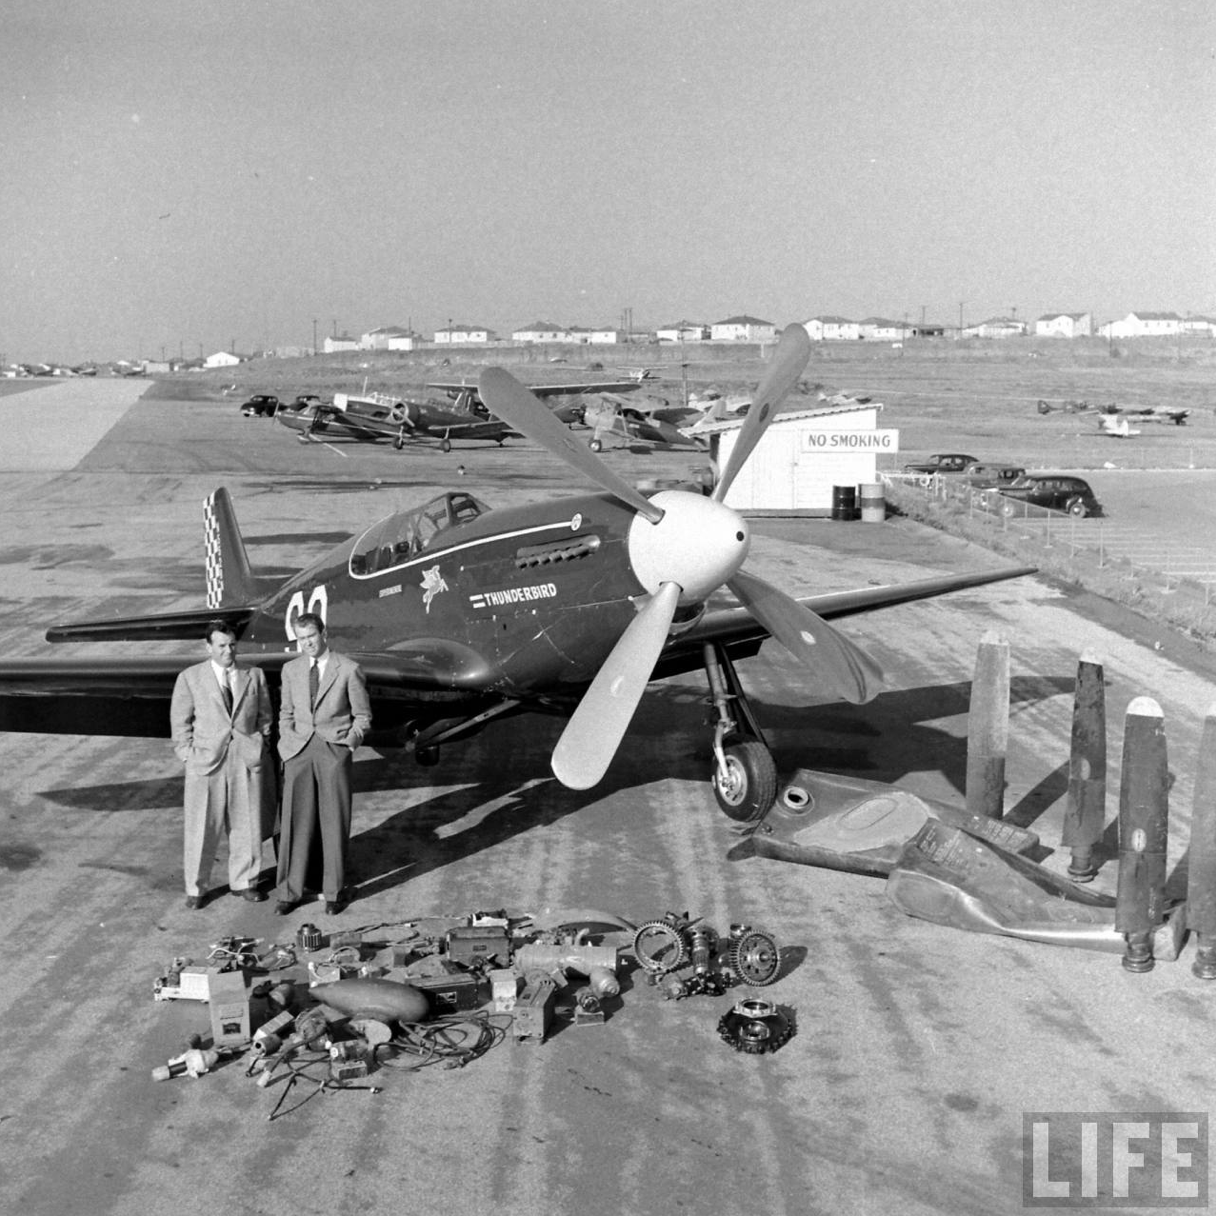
[[240, 492, 657, 698]]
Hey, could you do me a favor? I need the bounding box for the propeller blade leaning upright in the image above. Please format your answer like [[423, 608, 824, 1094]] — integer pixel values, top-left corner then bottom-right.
[[727, 568, 883, 705], [551, 581, 682, 789], [478, 367, 664, 524], [713, 323, 812, 503]]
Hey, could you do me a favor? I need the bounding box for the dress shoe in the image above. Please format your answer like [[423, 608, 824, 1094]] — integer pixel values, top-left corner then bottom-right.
[[236, 888, 267, 903], [274, 899, 298, 916], [184, 894, 202, 911], [324, 897, 345, 916]]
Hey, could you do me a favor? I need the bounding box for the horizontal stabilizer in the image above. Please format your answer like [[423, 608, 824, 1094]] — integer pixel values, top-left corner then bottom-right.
[[47, 607, 256, 644]]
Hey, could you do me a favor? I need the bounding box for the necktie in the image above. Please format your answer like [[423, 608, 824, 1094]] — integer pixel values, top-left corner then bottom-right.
[[309, 660, 319, 706], [221, 671, 233, 715]]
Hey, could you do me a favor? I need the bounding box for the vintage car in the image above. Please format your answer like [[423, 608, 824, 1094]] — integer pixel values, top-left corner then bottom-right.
[[962, 461, 1026, 490], [239, 393, 282, 418], [902, 452, 979, 475], [996, 473, 1102, 517]]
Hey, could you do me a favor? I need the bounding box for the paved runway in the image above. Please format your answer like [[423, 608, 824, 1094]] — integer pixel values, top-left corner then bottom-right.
[[2, 382, 1216, 1216]]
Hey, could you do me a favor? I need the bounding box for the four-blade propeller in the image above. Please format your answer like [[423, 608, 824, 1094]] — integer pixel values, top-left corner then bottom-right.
[[477, 323, 883, 789]]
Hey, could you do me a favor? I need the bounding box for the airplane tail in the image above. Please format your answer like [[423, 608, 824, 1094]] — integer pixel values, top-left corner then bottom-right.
[[203, 488, 266, 608]]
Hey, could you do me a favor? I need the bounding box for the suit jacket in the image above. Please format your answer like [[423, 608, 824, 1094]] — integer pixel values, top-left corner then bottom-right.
[[171, 661, 272, 777], [277, 650, 372, 761]]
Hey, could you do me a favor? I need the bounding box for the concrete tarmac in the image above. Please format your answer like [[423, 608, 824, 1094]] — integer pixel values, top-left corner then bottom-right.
[[2, 384, 1215, 1216]]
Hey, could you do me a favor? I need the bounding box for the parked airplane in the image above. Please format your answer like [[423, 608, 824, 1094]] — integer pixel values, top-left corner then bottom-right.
[[278, 390, 517, 452], [0, 325, 1033, 819], [1119, 406, 1190, 426], [580, 392, 707, 452]]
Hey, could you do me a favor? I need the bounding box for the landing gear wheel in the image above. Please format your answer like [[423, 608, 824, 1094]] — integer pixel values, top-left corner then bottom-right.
[[712, 738, 777, 823], [632, 920, 689, 975], [728, 928, 781, 987], [589, 439, 602, 453], [440, 439, 451, 453], [393, 436, 405, 450]]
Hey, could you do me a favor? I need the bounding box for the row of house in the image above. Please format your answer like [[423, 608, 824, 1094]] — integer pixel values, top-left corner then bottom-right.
[[204, 309, 1216, 367]]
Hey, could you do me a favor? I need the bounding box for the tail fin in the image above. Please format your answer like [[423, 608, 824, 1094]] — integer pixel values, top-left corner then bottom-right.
[[203, 488, 260, 608]]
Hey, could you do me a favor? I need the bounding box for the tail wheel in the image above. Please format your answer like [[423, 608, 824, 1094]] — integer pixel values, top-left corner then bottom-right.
[[712, 738, 777, 822], [1066, 496, 1088, 517]]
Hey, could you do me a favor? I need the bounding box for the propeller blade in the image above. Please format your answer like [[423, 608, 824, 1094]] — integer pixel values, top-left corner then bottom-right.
[[727, 568, 883, 704], [478, 368, 663, 523], [551, 581, 681, 789], [713, 323, 812, 502]]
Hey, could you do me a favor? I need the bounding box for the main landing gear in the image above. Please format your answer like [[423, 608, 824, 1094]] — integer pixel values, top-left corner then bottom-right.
[[703, 642, 777, 823]]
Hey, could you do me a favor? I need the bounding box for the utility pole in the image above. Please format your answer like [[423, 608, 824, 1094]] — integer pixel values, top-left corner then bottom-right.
[[312, 319, 318, 356]]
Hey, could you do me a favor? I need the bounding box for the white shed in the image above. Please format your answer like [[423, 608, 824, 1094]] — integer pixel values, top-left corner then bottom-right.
[[697, 400, 897, 515]]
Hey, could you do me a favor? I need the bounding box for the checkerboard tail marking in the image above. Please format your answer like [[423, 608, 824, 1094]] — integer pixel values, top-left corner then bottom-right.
[[203, 488, 257, 609]]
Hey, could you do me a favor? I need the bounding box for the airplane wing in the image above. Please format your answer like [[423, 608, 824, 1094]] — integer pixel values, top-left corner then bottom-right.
[[0, 566, 1035, 738], [428, 381, 644, 401], [650, 565, 1037, 682], [0, 643, 501, 738]]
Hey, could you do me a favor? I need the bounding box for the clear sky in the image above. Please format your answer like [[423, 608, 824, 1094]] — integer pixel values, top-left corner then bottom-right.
[[2, 0, 1213, 363]]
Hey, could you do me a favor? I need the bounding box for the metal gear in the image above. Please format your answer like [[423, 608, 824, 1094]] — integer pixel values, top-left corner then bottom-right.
[[632, 919, 690, 975], [728, 927, 781, 987], [717, 998, 795, 1055]]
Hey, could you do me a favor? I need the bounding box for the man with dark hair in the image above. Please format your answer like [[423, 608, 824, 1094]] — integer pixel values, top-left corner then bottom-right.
[[274, 613, 371, 916], [170, 620, 273, 909]]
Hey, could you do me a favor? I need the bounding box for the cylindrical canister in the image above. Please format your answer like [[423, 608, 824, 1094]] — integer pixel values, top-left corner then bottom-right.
[[858, 482, 885, 522], [831, 485, 857, 521]]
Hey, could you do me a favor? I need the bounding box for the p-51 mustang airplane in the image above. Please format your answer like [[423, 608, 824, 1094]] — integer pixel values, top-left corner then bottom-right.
[[0, 325, 1033, 819]]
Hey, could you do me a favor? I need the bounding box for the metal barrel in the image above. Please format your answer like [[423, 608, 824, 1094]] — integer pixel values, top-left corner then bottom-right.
[[830, 485, 857, 521], [858, 482, 886, 522]]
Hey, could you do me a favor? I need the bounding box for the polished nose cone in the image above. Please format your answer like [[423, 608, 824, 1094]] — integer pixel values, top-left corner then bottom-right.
[[626, 489, 751, 603]]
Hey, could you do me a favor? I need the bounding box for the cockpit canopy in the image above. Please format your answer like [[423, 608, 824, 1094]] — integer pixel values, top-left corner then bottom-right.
[[349, 491, 490, 576]]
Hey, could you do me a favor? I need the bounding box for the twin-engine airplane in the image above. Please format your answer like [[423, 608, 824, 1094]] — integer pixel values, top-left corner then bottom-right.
[[0, 325, 1033, 819]]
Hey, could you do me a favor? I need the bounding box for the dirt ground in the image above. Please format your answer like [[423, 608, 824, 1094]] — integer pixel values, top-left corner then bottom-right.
[[3, 361, 1216, 1216]]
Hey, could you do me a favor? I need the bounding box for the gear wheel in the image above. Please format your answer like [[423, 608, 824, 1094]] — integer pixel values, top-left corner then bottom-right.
[[728, 928, 781, 987], [632, 919, 689, 975], [717, 998, 795, 1055]]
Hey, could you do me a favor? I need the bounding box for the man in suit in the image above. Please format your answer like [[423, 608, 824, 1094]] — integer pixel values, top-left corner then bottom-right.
[[274, 613, 371, 916], [170, 621, 273, 910]]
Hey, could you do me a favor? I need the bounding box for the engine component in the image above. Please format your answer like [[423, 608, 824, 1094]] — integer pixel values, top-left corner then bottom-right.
[[632, 918, 690, 975], [152, 1046, 220, 1081], [727, 926, 781, 987], [313, 977, 430, 1026], [296, 923, 323, 952], [717, 999, 795, 1055]]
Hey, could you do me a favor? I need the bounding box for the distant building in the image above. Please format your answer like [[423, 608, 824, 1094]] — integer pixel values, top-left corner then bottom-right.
[[360, 326, 418, 351], [434, 325, 493, 345], [1097, 312, 1182, 339], [581, 326, 621, 345], [323, 334, 359, 354], [656, 321, 710, 343], [857, 317, 907, 341], [1035, 312, 1093, 338], [1181, 315, 1216, 337], [512, 321, 568, 343], [804, 316, 860, 341], [962, 317, 1028, 339], [203, 350, 241, 369], [710, 316, 776, 343]]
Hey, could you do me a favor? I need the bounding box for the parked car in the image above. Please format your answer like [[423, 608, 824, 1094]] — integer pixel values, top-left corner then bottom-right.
[[902, 452, 979, 475], [962, 461, 1026, 490], [289, 393, 323, 411], [240, 394, 282, 418], [996, 473, 1102, 517]]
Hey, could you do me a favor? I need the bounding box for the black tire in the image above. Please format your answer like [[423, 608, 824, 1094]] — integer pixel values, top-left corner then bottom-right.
[[712, 738, 778, 823], [440, 439, 451, 453], [415, 745, 439, 767], [1066, 496, 1088, 517], [393, 436, 405, 450], [589, 439, 603, 453]]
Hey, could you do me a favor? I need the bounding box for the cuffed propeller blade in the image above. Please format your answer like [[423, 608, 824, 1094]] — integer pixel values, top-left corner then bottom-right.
[[551, 581, 681, 789], [713, 323, 812, 502], [727, 569, 883, 704], [478, 368, 664, 523]]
